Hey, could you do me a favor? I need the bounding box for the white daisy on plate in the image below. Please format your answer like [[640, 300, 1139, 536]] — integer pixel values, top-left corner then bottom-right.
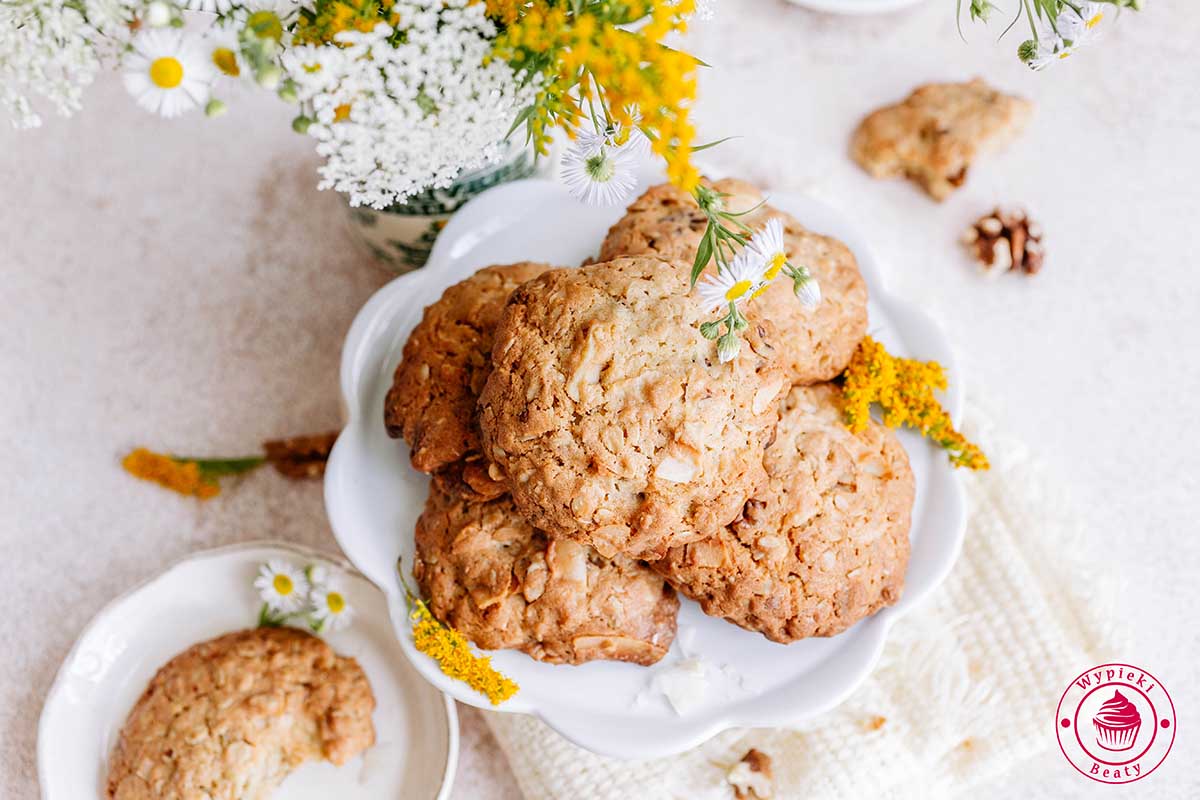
[[254, 559, 310, 614], [561, 140, 639, 207], [697, 249, 765, 312], [122, 29, 214, 117], [311, 579, 355, 632]]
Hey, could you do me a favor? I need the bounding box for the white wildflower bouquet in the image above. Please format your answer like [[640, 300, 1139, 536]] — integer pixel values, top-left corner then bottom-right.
[[1, 0, 1144, 357], [0, 0, 712, 209], [961, 0, 1142, 69]]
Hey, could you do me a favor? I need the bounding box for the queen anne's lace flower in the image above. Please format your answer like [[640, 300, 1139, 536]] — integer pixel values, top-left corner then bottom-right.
[[282, 0, 531, 208], [1, 0, 100, 128]]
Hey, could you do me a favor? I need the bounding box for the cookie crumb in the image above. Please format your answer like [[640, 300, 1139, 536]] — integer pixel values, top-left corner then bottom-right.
[[728, 748, 773, 799], [263, 431, 339, 479]]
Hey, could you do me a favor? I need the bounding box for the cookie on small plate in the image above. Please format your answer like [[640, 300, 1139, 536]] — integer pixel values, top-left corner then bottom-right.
[[851, 78, 1033, 201], [478, 255, 788, 559], [598, 180, 868, 384], [107, 627, 375, 800], [654, 383, 914, 643], [384, 261, 551, 486], [414, 477, 679, 665]]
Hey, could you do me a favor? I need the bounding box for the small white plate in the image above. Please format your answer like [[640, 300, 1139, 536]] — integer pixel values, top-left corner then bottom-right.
[[326, 175, 966, 759], [783, 0, 928, 14], [38, 541, 458, 800]]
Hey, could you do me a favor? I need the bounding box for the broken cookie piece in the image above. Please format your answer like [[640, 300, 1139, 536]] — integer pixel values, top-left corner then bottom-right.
[[851, 79, 1033, 201], [107, 627, 375, 800]]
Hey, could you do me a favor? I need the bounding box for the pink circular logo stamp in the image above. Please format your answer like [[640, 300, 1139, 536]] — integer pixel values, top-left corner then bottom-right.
[[1057, 663, 1175, 784]]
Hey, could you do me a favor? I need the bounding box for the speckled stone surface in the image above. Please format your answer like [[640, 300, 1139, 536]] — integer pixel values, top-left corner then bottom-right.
[[3, 2, 1199, 798]]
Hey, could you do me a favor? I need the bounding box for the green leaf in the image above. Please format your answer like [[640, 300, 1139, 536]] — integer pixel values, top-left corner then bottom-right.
[[690, 136, 739, 153], [505, 105, 536, 140], [258, 603, 284, 628], [187, 456, 266, 479], [720, 197, 768, 219], [690, 226, 715, 287]]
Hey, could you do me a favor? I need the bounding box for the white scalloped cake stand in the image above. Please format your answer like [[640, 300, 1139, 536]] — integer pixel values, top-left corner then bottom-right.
[[325, 175, 966, 759]]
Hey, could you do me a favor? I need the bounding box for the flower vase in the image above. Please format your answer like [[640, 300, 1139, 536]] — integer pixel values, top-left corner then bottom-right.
[[345, 144, 539, 273]]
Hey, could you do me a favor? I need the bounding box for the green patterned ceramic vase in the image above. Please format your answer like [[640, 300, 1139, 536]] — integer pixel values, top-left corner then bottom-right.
[[345, 144, 537, 273]]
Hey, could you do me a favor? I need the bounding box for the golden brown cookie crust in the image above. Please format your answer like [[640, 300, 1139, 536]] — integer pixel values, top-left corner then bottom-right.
[[478, 255, 788, 559], [598, 180, 868, 384], [654, 383, 914, 643], [384, 261, 551, 473], [107, 627, 375, 800], [850, 78, 1033, 201], [414, 478, 679, 665]]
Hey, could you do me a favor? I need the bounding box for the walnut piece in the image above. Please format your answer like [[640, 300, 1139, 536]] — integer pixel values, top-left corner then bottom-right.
[[728, 748, 774, 800], [962, 207, 1044, 275]]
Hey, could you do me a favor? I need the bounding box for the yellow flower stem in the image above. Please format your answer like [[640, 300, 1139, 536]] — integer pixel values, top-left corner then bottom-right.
[[122, 448, 265, 499], [396, 560, 519, 706], [839, 337, 988, 471]]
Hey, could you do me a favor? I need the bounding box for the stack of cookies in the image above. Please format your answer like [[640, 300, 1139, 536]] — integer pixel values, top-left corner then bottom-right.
[[385, 179, 915, 668]]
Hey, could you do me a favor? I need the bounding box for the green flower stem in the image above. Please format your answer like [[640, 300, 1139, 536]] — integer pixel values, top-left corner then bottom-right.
[[180, 456, 267, 480]]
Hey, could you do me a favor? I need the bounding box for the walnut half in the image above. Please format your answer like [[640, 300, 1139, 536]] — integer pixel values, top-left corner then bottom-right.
[[962, 207, 1045, 275]]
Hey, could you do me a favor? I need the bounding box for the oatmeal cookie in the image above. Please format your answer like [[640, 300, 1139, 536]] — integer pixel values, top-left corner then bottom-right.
[[654, 383, 914, 643], [384, 261, 551, 474], [851, 78, 1033, 201], [107, 627, 375, 800], [478, 255, 788, 559], [413, 477, 679, 665], [598, 180, 868, 384]]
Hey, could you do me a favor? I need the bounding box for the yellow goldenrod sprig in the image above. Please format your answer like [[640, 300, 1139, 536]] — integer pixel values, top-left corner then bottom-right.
[[122, 448, 264, 499], [491, 0, 701, 190], [122, 433, 338, 499], [840, 337, 989, 470], [397, 560, 519, 706]]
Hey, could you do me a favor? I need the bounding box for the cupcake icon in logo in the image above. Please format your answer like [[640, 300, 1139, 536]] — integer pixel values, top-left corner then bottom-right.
[[1057, 663, 1175, 784], [1092, 689, 1142, 751]]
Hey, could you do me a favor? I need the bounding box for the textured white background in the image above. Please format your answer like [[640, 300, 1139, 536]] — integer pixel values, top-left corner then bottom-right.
[[2, 1, 1198, 798]]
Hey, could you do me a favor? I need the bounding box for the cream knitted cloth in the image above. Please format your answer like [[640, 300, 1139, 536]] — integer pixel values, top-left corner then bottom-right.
[[483, 408, 1122, 799]]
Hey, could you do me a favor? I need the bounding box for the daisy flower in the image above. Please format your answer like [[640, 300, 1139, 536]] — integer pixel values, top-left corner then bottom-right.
[[186, 0, 235, 13], [791, 266, 822, 309], [745, 218, 789, 283], [311, 580, 355, 631], [122, 29, 214, 118], [254, 559, 310, 614], [203, 27, 242, 80], [1024, 36, 1073, 70], [1059, 1, 1105, 46], [561, 141, 638, 207], [697, 250, 765, 312]]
